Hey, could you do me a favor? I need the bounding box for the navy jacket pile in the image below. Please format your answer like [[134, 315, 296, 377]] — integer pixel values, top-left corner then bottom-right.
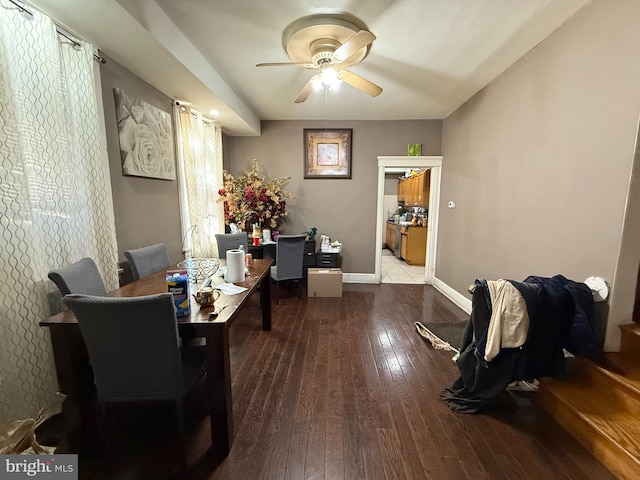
[[440, 275, 600, 413]]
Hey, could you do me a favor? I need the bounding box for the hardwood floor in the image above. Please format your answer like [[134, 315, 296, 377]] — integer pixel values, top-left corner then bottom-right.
[[42, 283, 616, 479]]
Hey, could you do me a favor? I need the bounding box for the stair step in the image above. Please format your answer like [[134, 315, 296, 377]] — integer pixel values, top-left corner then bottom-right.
[[620, 323, 640, 363], [539, 376, 640, 480], [575, 354, 640, 402]]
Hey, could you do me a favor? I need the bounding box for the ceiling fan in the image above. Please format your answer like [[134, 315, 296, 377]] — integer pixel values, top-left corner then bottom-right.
[[256, 15, 383, 103]]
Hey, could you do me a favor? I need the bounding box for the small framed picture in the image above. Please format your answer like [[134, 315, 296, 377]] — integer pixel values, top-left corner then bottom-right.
[[304, 128, 352, 179], [408, 143, 422, 156]]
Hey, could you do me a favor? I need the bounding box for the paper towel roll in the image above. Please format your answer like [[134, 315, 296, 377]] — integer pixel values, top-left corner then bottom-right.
[[225, 249, 245, 283]]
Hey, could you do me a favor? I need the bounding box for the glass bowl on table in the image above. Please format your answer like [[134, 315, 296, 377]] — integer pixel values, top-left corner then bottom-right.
[[176, 257, 220, 284]]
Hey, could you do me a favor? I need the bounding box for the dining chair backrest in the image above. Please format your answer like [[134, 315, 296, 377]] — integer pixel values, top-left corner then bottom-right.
[[272, 234, 307, 281], [215, 233, 248, 258], [124, 243, 170, 281], [63, 293, 204, 403], [48, 257, 107, 296]]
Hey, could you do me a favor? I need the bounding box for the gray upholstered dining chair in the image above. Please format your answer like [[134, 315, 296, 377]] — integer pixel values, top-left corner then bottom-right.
[[124, 243, 170, 280], [215, 233, 248, 258], [63, 293, 207, 465], [270, 234, 307, 303], [48, 257, 107, 296]]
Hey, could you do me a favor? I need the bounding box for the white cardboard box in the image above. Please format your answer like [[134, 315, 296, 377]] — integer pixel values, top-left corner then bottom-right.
[[307, 268, 343, 297]]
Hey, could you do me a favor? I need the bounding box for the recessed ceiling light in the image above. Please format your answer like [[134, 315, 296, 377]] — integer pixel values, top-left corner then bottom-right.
[[208, 109, 220, 116]]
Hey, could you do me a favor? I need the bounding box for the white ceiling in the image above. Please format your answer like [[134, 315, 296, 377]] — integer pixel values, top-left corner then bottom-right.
[[28, 0, 590, 136]]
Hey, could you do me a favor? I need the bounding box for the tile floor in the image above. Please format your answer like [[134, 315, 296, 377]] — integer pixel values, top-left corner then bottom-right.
[[381, 248, 426, 284]]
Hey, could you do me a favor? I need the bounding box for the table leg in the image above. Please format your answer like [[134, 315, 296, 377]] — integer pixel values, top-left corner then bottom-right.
[[205, 323, 233, 457], [259, 269, 271, 331]]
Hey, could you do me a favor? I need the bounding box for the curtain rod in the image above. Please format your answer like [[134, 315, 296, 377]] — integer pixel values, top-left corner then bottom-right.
[[56, 26, 106, 64], [175, 101, 216, 125], [7, 0, 107, 64]]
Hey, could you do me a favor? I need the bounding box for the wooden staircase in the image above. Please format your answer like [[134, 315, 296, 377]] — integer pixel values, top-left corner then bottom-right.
[[539, 323, 640, 479]]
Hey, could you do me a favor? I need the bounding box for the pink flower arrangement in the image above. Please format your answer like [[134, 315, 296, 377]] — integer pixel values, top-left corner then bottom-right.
[[218, 159, 294, 230]]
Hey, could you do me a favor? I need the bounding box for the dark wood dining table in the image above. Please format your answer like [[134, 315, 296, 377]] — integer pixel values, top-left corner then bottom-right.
[[40, 258, 272, 457]]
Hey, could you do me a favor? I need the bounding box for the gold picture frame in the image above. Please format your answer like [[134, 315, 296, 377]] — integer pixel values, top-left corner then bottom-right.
[[304, 128, 352, 179]]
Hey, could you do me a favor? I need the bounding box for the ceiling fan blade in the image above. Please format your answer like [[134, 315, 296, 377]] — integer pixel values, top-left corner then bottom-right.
[[333, 30, 376, 63], [338, 70, 382, 97], [294, 80, 314, 103], [256, 62, 316, 68]]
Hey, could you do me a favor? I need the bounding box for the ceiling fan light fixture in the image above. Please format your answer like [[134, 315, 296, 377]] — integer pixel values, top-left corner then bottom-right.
[[311, 75, 323, 91], [320, 67, 341, 89]]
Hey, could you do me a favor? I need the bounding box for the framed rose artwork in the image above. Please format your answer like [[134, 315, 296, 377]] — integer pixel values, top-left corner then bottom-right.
[[114, 88, 176, 180]]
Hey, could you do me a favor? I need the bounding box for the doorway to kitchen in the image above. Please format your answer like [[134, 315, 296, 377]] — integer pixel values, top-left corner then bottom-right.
[[381, 248, 426, 283], [375, 156, 443, 284]]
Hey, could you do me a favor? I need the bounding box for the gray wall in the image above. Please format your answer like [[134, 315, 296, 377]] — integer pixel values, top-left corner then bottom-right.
[[100, 55, 183, 263], [439, 0, 640, 349], [225, 120, 442, 273], [384, 173, 400, 196]]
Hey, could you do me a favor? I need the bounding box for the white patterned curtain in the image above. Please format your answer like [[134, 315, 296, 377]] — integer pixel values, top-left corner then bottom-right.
[[175, 105, 224, 257], [0, 1, 118, 424]]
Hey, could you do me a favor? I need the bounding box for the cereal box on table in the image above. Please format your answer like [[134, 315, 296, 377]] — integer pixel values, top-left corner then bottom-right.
[[166, 270, 190, 317]]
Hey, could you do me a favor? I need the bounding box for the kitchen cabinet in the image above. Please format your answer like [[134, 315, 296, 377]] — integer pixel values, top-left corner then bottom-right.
[[397, 177, 408, 203], [385, 222, 401, 256], [400, 226, 427, 265], [385, 222, 395, 250], [397, 169, 430, 207]]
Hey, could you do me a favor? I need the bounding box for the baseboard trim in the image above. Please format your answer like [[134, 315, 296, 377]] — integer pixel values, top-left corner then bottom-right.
[[432, 277, 472, 314], [343, 273, 377, 283], [340, 273, 474, 314]]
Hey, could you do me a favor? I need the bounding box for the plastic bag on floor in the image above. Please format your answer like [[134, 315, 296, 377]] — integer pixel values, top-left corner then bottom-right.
[[0, 393, 66, 454]]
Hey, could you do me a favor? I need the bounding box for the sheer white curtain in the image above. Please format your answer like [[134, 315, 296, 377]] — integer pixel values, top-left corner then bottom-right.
[[0, 1, 118, 423], [175, 105, 224, 258]]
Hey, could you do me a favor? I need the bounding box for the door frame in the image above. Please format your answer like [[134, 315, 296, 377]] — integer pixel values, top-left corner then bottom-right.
[[375, 156, 443, 284]]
